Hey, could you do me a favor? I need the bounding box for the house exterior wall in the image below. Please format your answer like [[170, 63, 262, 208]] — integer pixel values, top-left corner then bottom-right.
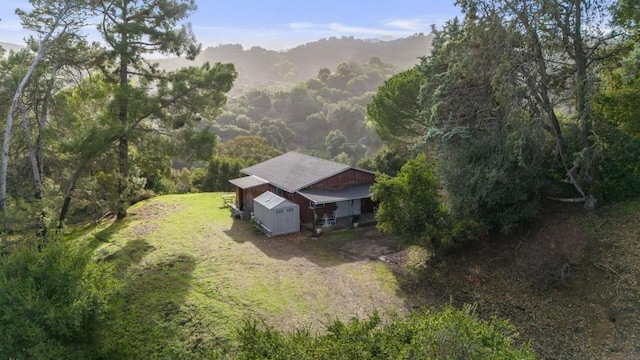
[[238, 184, 269, 212], [307, 169, 375, 190]]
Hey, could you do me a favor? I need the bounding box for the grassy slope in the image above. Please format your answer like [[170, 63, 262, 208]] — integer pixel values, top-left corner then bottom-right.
[[76, 193, 404, 358]]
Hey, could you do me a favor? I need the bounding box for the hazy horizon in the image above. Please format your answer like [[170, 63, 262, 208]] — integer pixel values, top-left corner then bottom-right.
[[0, 0, 460, 51]]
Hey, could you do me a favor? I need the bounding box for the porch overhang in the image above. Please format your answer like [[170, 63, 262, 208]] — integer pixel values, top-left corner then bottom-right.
[[297, 183, 374, 206], [229, 175, 268, 189]]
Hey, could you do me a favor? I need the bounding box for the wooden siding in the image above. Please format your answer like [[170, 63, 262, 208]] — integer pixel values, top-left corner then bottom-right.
[[237, 185, 269, 212], [308, 169, 375, 190]]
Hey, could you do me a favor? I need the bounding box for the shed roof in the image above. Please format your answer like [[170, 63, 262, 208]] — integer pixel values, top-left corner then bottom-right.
[[241, 151, 361, 193], [228, 175, 268, 189], [297, 183, 374, 205], [254, 191, 297, 210]]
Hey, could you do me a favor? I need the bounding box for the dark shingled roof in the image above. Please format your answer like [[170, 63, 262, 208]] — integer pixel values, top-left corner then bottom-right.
[[240, 152, 351, 193]]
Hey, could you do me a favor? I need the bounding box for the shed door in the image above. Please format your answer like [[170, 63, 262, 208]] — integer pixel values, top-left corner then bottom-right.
[[274, 207, 297, 234]]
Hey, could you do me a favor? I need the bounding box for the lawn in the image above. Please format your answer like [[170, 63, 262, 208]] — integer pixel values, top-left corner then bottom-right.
[[79, 193, 406, 358]]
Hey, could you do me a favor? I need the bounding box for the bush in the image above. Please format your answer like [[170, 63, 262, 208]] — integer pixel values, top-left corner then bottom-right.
[[234, 305, 536, 360], [0, 239, 118, 359], [597, 124, 640, 202], [372, 154, 485, 253]]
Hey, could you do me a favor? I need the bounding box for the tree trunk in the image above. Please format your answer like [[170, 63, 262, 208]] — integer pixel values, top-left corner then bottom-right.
[[37, 65, 58, 179], [20, 104, 48, 240], [58, 167, 81, 229], [20, 104, 43, 200], [515, 0, 590, 204], [116, 6, 130, 220], [0, 44, 48, 213], [571, 1, 597, 210]]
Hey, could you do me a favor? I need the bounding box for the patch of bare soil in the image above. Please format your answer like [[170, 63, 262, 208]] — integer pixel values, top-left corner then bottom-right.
[[337, 228, 396, 261], [129, 201, 182, 221], [386, 202, 640, 360], [132, 223, 159, 237]]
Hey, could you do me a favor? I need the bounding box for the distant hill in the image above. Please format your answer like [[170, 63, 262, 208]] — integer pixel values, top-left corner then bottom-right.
[[0, 42, 23, 53], [156, 34, 432, 91]]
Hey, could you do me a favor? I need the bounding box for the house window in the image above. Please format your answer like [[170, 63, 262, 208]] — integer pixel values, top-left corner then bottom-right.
[[310, 202, 325, 209], [273, 187, 284, 196]]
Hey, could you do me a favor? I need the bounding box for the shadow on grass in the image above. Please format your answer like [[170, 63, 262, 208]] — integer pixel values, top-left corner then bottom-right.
[[84, 220, 208, 357], [99, 251, 203, 358], [224, 217, 385, 268]]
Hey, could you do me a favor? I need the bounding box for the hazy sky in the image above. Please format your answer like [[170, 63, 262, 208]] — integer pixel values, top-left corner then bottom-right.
[[0, 1, 461, 50]]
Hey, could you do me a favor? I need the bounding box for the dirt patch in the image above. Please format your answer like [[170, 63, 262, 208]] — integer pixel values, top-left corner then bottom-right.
[[132, 223, 159, 237], [130, 201, 182, 220], [337, 229, 396, 261]]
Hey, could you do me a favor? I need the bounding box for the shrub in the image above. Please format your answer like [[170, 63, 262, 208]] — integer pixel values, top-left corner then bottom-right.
[[0, 239, 119, 359], [234, 305, 536, 360]]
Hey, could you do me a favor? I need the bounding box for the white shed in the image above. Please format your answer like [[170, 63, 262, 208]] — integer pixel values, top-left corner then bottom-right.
[[253, 191, 300, 237]]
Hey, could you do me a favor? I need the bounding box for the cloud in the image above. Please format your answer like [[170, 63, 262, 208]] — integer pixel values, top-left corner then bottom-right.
[[385, 19, 428, 31], [387, 14, 457, 30], [287, 21, 413, 37]]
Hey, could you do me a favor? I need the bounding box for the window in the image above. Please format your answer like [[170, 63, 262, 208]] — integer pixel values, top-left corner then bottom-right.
[[309, 202, 325, 209], [286, 208, 294, 213], [276, 210, 284, 214]]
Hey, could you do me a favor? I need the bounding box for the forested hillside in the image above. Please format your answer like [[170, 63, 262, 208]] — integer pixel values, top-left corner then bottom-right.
[[156, 34, 432, 91]]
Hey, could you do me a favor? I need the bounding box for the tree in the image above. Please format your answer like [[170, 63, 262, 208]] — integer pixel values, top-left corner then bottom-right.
[[197, 156, 244, 192], [216, 135, 282, 165], [93, 0, 236, 219], [416, 11, 550, 232], [326, 101, 365, 141], [325, 129, 348, 158], [367, 67, 424, 145], [0, 0, 90, 236], [257, 117, 294, 150], [372, 154, 442, 243], [457, 0, 631, 209], [357, 144, 411, 177]]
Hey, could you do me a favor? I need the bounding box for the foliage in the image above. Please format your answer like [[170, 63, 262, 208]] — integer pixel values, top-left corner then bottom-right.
[[214, 59, 398, 161], [234, 306, 535, 360], [357, 145, 412, 177], [0, 239, 118, 360], [367, 67, 425, 145], [595, 123, 640, 202], [372, 154, 485, 252], [217, 135, 282, 165], [92, 0, 237, 218], [196, 156, 245, 192], [372, 155, 443, 244]]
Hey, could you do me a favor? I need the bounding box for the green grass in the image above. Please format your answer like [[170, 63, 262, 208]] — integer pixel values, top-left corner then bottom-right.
[[74, 193, 404, 358]]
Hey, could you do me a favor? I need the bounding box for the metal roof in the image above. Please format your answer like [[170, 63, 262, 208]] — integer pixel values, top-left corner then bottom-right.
[[254, 191, 297, 210], [228, 175, 268, 189], [297, 183, 374, 205], [241, 151, 352, 193]]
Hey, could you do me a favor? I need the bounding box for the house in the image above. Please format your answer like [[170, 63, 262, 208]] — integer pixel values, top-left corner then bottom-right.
[[228, 151, 376, 233]]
